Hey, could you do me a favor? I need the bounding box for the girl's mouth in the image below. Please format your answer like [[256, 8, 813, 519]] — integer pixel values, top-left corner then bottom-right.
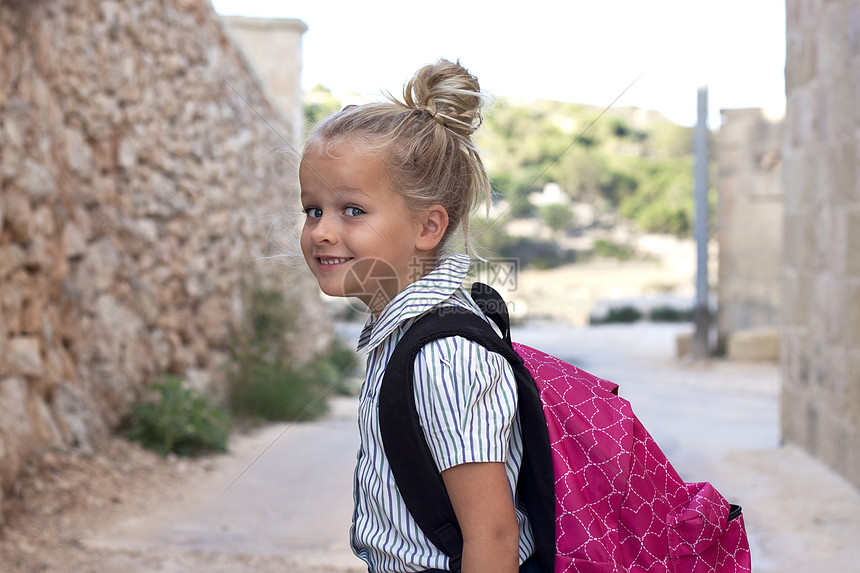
[[318, 257, 353, 266]]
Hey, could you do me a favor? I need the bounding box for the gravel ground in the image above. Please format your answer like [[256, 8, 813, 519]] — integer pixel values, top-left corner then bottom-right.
[[0, 416, 364, 573], [0, 436, 217, 572]]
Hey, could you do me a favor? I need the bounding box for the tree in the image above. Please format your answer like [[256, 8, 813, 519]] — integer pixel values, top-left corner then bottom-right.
[[540, 204, 575, 236], [304, 84, 341, 130], [476, 96, 696, 237]]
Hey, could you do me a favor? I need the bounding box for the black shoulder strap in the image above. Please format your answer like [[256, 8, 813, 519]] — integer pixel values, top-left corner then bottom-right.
[[378, 284, 554, 573], [470, 281, 512, 343]]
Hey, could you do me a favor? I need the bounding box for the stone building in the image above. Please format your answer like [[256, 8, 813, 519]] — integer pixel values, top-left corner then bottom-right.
[[782, 0, 860, 488], [716, 108, 784, 360], [0, 0, 326, 521], [221, 16, 308, 146]]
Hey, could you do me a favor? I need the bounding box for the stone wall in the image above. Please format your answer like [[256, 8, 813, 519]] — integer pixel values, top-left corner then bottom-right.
[[716, 108, 784, 358], [0, 0, 326, 518], [783, 0, 860, 488]]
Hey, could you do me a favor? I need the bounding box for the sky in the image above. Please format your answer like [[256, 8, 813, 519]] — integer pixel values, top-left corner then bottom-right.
[[211, 0, 786, 127]]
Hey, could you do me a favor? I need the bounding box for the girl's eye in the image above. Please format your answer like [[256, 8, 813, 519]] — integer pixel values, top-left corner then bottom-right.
[[345, 206, 365, 217], [304, 207, 323, 219]]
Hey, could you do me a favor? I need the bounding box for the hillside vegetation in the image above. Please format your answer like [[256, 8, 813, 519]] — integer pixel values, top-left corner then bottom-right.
[[476, 98, 697, 235]]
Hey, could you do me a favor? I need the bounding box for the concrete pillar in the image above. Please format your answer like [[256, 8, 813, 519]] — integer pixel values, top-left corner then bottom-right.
[[222, 16, 308, 148]]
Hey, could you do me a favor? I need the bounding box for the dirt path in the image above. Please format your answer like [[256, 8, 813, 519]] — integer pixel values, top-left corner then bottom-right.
[[0, 397, 365, 573]]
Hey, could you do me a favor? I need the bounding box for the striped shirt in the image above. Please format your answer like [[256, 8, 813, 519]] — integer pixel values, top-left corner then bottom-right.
[[351, 254, 535, 572]]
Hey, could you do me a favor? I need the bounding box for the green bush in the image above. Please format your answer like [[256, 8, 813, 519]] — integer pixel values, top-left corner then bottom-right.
[[479, 232, 577, 270], [229, 355, 330, 422], [304, 84, 342, 130], [228, 289, 361, 423], [539, 203, 575, 235], [127, 376, 231, 457], [649, 305, 693, 322], [591, 305, 643, 324], [317, 335, 362, 396], [592, 239, 634, 261]]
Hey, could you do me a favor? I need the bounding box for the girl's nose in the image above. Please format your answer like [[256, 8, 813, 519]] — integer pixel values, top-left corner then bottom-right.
[[310, 214, 338, 244]]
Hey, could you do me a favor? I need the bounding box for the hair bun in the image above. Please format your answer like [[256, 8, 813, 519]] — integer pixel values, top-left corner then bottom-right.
[[402, 59, 484, 137]]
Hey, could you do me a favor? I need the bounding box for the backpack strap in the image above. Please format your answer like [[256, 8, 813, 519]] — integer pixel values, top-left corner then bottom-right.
[[470, 283, 555, 561], [470, 281, 512, 343], [379, 284, 554, 573]]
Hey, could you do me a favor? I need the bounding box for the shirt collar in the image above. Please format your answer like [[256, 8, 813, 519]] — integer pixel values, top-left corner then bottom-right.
[[357, 254, 471, 352]]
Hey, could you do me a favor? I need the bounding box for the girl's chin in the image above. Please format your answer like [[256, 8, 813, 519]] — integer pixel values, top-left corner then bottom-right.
[[316, 280, 347, 298], [316, 281, 363, 301]]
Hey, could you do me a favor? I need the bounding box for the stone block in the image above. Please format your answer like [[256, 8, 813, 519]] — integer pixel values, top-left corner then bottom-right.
[[196, 295, 232, 346], [7, 336, 43, 378], [797, 83, 822, 148], [0, 377, 30, 492], [780, 384, 800, 442], [675, 331, 694, 358], [801, 146, 820, 209], [27, 391, 63, 448], [20, 296, 43, 336], [17, 157, 54, 202], [62, 221, 88, 259], [0, 243, 25, 279], [0, 280, 23, 335], [785, 29, 816, 91], [811, 274, 846, 344], [848, 351, 860, 422], [2, 190, 32, 244], [832, 140, 855, 207], [727, 327, 781, 362], [848, 209, 860, 278], [31, 204, 56, 236], [786, 272, 813, 331], [847, 426, 860, 490], [823, 205, 847, 277], [24, 234, 53, 271], [804, 209, 824, 273], [64, 125, 93, 175], [50, 381, 104, 453], [781, 329, 801, 390], [117, 136, 138, 171], [803, 400, 822, 455], [848, 281, 860, 347]]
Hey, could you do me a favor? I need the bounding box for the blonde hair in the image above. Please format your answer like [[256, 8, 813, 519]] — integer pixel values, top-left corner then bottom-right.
[[303, 59, 491, 255]]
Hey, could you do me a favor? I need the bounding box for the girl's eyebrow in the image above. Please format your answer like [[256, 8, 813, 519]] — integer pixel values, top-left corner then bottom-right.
[[301, 184, 367, 198], [325, 186, 373, 201]]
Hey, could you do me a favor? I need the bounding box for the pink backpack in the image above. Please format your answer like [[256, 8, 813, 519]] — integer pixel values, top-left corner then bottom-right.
[[380, 283, 752, 573]]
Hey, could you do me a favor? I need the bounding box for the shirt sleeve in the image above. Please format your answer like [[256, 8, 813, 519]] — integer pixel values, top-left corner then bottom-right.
[[412, 335, 519, 472]]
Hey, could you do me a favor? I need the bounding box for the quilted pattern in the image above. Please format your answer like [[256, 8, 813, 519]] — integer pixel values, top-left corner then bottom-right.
[[513, 343, 752, 573]]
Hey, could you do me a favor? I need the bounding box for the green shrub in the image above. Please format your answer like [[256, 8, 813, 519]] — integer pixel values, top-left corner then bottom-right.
[[317, 335, 362, 396], [649, 305, 693, 322], [539, 204, 575, 235], [592, 239, 634, 261], [480, 232, 577, 270], [591, 305, 643, 324], [228, 288, 361, 423], [127, 376, 231, 457], [229, 355, 330, 422]]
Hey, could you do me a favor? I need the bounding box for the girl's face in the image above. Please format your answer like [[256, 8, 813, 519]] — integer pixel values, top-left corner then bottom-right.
[[299, 141, 429, 315]]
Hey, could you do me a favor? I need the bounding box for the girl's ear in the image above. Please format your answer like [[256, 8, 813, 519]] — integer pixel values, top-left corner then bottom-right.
[[415, 205, 449, 252]]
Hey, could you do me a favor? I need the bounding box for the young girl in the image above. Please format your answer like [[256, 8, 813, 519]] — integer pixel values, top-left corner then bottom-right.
[[299, 59, 540, 573]]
